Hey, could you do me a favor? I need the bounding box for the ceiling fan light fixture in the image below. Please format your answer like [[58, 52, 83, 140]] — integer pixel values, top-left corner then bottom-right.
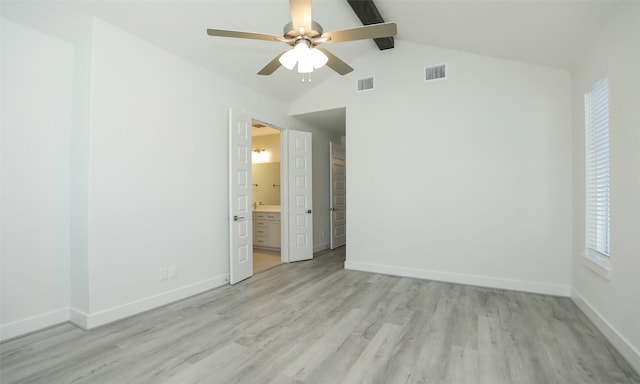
[[310, 48, 328, 69], [297, 58, 314, 73], [207, 0, 398, 78], [279, 49, 297, 70], [279, 40, 325, 73], [294, 40, 310, 55]]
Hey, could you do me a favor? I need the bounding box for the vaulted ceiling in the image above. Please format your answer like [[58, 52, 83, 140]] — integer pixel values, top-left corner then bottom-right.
[[2, 0, 621, 105]]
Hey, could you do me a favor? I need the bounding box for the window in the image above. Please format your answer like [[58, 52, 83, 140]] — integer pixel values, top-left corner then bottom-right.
[[585, 75, 610, 259]]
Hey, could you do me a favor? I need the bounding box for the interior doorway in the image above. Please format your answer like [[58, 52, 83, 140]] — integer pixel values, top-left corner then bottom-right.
[[251, 120, 282, 273], [229, 109, 315, 284]]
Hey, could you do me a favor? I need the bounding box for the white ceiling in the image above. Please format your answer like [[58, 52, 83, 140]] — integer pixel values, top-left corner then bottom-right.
[[2, 0, 622, 111], [292, 107, 346, 136]]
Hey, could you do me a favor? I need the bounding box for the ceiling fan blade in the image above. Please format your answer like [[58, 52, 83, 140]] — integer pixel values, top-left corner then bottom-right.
[[207, 29, 282, 42], [322, 22, 397, 44], [317, 48, 353, 75], [289, 0, 312, 33], [258, 52, 286, 75]]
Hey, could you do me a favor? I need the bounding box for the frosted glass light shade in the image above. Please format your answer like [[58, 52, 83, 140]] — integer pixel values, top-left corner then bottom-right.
[[309, 48, 328, 69], [297, 58, 314, 73], [294, 42, 309, 55], [278, 41, 327, 74], [279, 49, 297, 70]]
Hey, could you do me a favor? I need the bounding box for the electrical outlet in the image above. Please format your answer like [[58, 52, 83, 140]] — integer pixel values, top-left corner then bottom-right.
[[387, 248, 396, 259], [159, 268, 168, 281], [169, 266, 177, 279]]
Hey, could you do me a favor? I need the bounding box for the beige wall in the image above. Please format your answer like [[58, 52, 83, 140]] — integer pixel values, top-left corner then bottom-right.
[[252, 134, 280, 163], [252, 133, 281, 206], [252, 163, 280, 205]]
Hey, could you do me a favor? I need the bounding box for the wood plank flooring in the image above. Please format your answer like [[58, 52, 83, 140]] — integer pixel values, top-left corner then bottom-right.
[[254, 249, 282, 274], [1, 247, 638, 384]]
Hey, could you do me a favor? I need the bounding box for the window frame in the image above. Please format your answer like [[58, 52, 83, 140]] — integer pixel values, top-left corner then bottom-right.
[[584, 74, 611, 276]]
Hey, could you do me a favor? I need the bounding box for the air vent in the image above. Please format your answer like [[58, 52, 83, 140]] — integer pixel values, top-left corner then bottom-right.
[[357, 76, 375, 92], [425, 64, 447, 82]]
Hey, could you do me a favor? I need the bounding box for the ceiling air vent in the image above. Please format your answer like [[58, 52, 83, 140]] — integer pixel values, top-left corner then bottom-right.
[[357, 76, 375, 92], [425, 64, 447, 82]]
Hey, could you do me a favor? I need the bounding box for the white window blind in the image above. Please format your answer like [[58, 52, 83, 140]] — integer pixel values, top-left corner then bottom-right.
[[585, 75, 610, 257]]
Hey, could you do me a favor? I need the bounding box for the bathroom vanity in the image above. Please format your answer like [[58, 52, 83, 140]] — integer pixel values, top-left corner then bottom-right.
[[253, 207, 281, 250]]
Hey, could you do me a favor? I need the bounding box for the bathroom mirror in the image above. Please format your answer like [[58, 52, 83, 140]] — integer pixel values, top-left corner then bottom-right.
[[252, 162, 280, 205]]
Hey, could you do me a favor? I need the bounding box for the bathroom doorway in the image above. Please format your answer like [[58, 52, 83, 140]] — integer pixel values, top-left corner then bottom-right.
[[251, 120, 282, 273]]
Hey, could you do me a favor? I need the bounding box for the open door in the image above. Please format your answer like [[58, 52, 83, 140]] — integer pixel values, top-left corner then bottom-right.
[[329, 142, 346, 249], [229, 109, 253, 284], [285, 130, 313, 262]]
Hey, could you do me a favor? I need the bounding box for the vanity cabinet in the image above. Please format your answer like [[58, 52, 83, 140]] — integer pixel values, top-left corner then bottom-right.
[[253, 211, 281, 249]]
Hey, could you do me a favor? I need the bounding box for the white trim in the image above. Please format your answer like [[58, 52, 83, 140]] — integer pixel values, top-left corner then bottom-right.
[[572, 288, 640, 374], [582, 252, 612, 280], [69, 275, 228, 329], [314, 242, 329, 253], [0, 308, 70, 342], [344, 260, 570, 296], [69, 308, 89, 330]]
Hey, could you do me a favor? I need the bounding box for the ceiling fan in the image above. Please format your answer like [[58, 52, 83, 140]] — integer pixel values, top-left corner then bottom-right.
[[206, 0, 397, 76]]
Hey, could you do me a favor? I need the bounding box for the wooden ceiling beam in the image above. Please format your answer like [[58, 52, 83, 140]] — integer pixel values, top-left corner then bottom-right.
[[346, 0, 395, 50]]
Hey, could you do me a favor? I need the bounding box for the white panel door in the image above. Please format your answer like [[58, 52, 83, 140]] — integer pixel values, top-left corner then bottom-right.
[[287, 130, 313, 262], [329, 142, 346, 249], [228, 109, 253, 284]]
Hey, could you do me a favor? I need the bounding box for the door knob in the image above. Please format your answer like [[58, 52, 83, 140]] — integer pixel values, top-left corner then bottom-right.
[[307, 209, 312, 214], [233, 215, 245, 221]]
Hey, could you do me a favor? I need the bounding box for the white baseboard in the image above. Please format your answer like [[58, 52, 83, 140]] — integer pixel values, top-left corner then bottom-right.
[[344, 260, 571, 296], [314, 242, 329, 253], [571, 288, 640, 374], [69, 274, 229, 330], [0, 308, 70, 342]]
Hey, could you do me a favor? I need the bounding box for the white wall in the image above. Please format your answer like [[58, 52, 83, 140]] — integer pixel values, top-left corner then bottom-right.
[[0, 19, 74, 339], [570, 2, 640, 372], [80, 18, 291, 325], [0, 12, 294, 335], [68, 14, 94, 317], [297, 41, 573, 295]]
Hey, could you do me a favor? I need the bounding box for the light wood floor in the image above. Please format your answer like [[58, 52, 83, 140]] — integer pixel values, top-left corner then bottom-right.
[[1, 247, 638, 384], [254, 248, 282, 274]]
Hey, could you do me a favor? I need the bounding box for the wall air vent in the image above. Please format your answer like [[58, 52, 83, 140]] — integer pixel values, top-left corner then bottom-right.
[[357, 76, 375, 92], [425, 64, 447, 82]]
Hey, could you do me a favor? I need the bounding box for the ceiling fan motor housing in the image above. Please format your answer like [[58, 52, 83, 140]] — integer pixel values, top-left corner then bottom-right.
[[283, 21, 324, 38]]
